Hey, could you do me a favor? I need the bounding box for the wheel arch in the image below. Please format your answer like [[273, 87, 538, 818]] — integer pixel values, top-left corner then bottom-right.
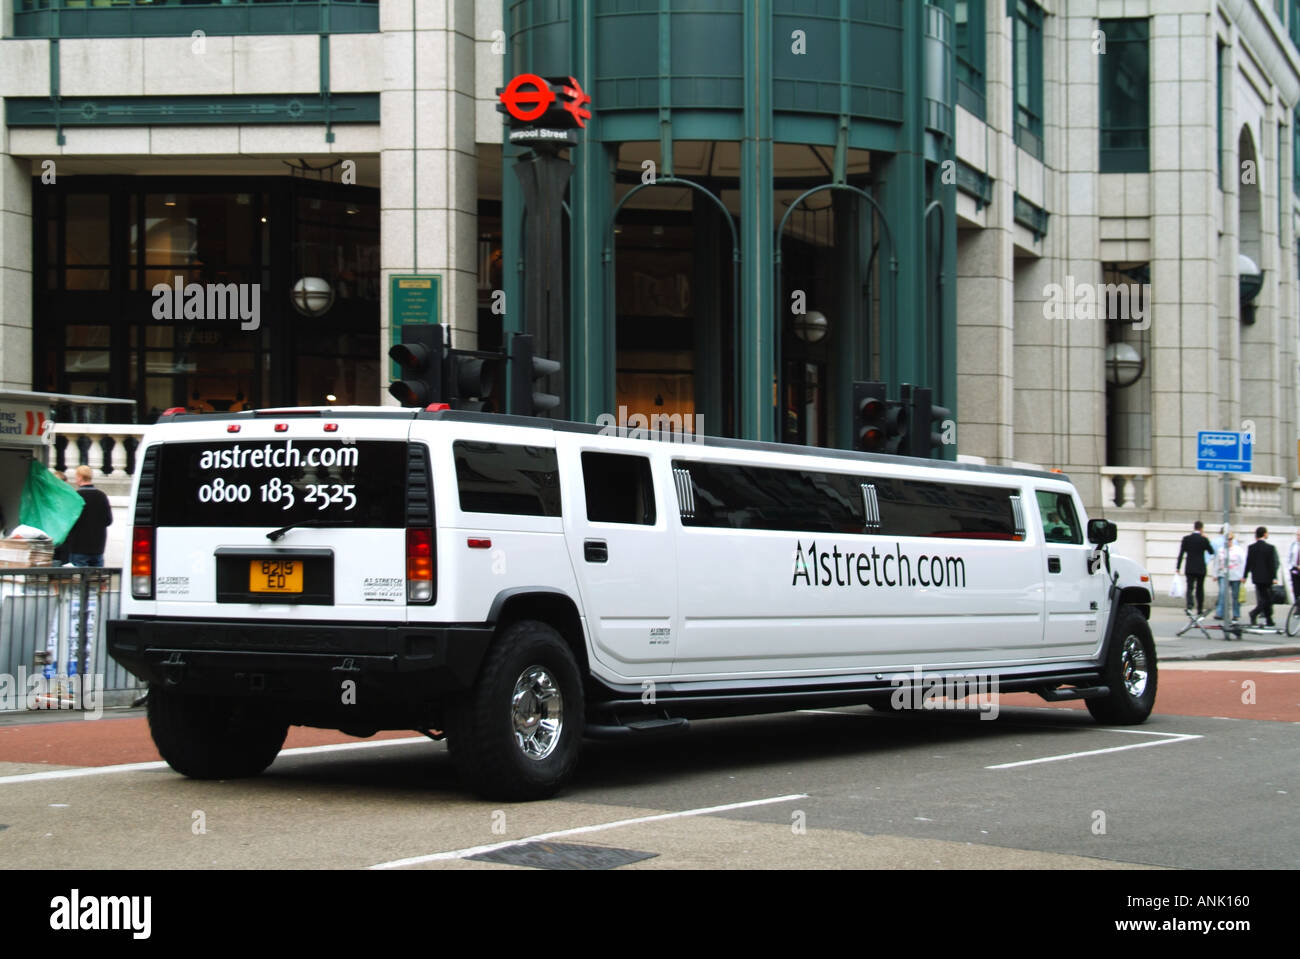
[[488, 588, 590, 678]]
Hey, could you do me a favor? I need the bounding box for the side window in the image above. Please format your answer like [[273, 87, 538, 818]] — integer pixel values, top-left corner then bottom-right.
[[582, 452, 656, 525], [454, 441, 561, 517], [672, 460, 864, 532], [873, 478, 1020, 540], [1035, 490, 1082, 544]]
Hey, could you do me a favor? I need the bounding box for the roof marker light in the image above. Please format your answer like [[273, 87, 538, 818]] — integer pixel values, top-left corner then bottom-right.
[[425, 403, 451, 412], [274, 423, 289, 432], [324, 423, 339, 432], [227, 424, 241, 433]]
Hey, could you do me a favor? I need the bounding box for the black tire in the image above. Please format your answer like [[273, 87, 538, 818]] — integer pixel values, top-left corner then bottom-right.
[[1286, 604, 1300, 638], [1086, 607, 1157, 725], [147, 685, 289, 780], [446, 620, 584, 802]]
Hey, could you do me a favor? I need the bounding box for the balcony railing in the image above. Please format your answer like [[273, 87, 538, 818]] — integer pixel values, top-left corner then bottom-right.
[[1100, 466, 1153, 511], [14, 0, 379, 39], [52, 424, 146, 488]]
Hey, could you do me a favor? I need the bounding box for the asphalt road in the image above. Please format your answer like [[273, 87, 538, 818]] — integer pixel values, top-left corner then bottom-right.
[[1, 658, 1295, 871]]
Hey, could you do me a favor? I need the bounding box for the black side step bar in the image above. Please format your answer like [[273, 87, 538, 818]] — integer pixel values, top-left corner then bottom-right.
[[1037, 685, 1109, 702], [584, 717, 690, 740]]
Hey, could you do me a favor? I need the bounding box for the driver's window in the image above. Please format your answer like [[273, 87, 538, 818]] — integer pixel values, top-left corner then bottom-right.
[[1035, 490, 1082, 544]]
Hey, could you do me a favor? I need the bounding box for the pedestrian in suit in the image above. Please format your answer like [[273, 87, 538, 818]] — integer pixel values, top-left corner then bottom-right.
[[1175, 520, 1215, 616], [1245, 526, 1280, 627]]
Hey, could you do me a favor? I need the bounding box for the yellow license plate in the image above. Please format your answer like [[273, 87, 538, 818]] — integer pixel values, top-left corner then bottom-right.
[[249, 559, 302, 593]]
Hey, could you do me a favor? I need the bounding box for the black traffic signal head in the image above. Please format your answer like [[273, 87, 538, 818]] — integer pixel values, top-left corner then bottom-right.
[[509, 333, 561, 416], [853, 380, 888, 452], [448, 350, 503, 412], [906, 386, 952, 458], [388, 323, 444, 407]]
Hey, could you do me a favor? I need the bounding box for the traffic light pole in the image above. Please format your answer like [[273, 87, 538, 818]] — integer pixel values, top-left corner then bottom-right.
[[512, 143, 572, 418]]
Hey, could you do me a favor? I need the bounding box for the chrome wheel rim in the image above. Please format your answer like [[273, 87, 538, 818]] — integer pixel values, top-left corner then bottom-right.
[[511, 666, 564, 761], [1120, 635, 1149, 698]]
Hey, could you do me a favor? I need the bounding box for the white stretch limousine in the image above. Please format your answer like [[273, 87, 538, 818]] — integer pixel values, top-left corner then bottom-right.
[[108, 407, 1157, 800]]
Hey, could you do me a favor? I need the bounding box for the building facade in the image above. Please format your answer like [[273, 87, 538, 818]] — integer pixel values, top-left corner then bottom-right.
[[2, 0, 1300, 579]]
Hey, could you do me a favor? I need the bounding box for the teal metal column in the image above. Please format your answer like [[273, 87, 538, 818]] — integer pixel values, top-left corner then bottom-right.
[[875, 0, 928, 390], [567, 0, 613, 422], [569, 140, 613, 422], [741, 0, 774, 441]]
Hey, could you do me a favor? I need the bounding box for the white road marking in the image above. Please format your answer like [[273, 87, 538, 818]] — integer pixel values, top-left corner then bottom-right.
[[985, 729, 1202, 769], [368, 793, 811, 870], [0, 735, 429, 785]]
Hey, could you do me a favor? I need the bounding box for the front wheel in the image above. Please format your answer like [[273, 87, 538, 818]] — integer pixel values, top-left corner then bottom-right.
[[1286, 603, 1300, 638], [446, 620, 584, 801], [1086, 608, 1157, 725], [147, 685, 288, 779]]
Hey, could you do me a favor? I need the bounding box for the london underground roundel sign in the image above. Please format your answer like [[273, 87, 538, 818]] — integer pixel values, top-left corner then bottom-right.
[[499, 74, 556, 123]]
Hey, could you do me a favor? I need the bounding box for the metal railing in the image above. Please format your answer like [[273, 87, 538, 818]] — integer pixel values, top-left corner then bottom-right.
[[0, 568, 144, 713]]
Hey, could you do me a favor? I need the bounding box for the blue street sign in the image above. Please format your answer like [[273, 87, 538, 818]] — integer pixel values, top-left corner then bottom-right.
[[1196, 430, 1253, 472]]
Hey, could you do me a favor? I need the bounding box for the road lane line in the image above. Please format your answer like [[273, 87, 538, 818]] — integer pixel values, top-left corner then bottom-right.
[[0, 735, 429, 785], [985, 730, 1202, 769], [368, 793, 811, 869]]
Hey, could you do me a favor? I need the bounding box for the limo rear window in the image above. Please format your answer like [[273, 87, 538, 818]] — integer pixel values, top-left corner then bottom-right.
[[454, 441, 561, 516], [673, 459, 1018, 539], [154, 440, 408, 528]]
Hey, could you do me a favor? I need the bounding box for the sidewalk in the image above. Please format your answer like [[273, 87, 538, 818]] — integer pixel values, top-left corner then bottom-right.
[[1146, 604, 1300, 661]]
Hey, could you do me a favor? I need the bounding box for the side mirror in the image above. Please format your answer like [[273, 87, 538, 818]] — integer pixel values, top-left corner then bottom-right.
[[1087, 519, 1117, 545]]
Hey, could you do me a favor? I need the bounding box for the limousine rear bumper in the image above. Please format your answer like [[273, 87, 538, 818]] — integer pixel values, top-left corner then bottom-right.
[[107, 616, 494, 701]]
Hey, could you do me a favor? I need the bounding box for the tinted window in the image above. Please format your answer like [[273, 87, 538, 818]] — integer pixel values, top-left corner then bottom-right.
[[582, 452, 655, 525], [454, 441, 561, 516], [1036, 489, 1082, 544], [673, 460, 864, 532], [671, 459, 1018, 539], [155, 440, 407, 528], [875, 478, 1020, 539]]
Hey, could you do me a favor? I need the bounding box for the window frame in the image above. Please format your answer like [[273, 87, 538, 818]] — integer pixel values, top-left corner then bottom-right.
[[1013, 0, 1045, 160], [1098, 18, 1150, 173]]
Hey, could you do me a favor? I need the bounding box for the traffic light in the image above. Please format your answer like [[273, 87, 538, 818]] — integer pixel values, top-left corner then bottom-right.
[[883, 386, 909, 455], [388, 323, 444, 407], [853, 381, 888, 452], [905, 386, 952, 459], [447, 349, 504, 413], [509, 333, 561, 416]]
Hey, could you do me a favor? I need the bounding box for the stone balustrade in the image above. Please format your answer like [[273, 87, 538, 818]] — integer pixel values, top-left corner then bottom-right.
[[1100, 466, 1153, 510], [1237, 474, 1286, 513], [51, 424, 147, 489]]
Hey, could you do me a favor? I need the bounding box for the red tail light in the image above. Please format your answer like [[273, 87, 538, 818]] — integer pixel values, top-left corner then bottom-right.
[[131, 526, 155, 599], [406, 528, 434, 603]]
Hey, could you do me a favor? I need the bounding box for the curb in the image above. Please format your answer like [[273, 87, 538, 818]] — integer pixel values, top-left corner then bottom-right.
[[1159, 644, 1300, 662]]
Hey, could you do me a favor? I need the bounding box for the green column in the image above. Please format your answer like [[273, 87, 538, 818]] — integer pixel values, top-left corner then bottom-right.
[[569, 141, 613, 422], [740, 0, 774, 441], [875, 0, 927, 391]]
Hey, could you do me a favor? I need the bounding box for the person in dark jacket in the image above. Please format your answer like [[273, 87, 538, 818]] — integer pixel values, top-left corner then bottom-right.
[[65, 465, 112, 567], [1245, 526, 1280, 628], [1175, 520, 1215, 616]]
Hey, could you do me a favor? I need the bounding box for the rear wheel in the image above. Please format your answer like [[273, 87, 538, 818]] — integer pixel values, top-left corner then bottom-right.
[[1086, 608, 1157, 725], [147, 685, 288, 779], [1286, 603, 1300, 638], [446, 620, 584, 801]]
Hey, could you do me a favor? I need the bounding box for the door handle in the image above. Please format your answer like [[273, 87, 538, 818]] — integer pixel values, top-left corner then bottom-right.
[[1047, 556, 1061, 574], [584, 539, 608, 563]]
